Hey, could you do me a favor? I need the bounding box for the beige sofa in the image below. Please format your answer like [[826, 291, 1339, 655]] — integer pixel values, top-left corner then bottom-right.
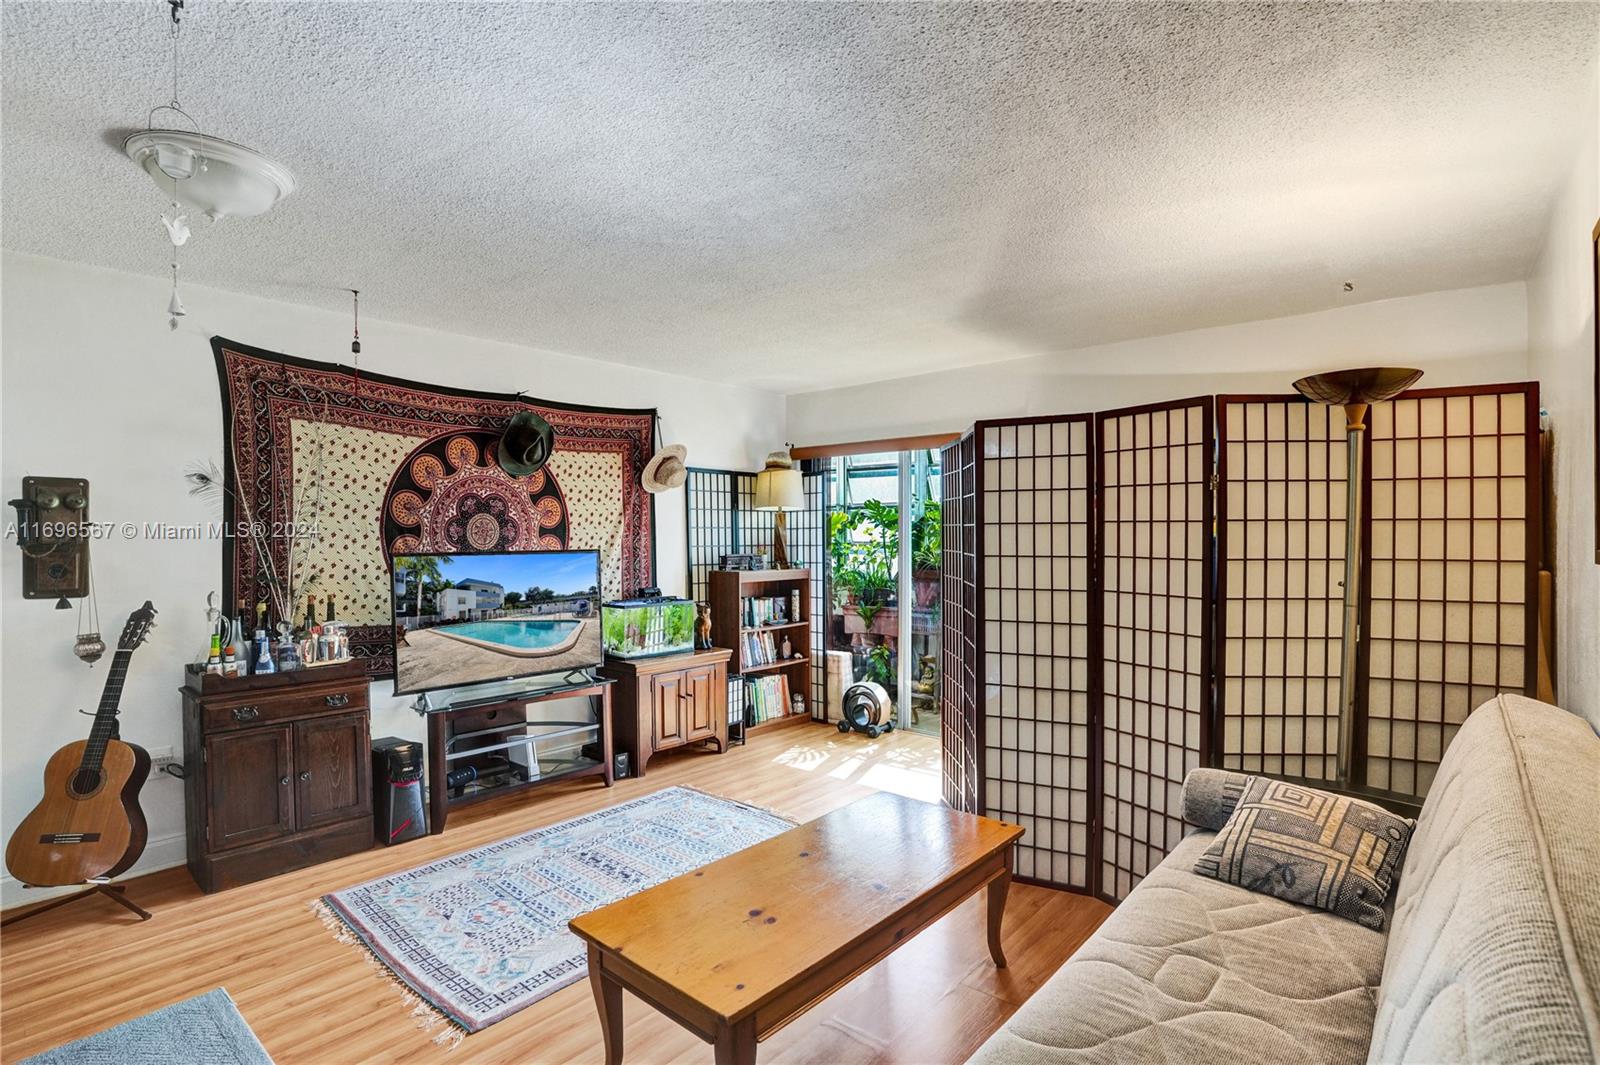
[[967, 695, 1600, 1064]]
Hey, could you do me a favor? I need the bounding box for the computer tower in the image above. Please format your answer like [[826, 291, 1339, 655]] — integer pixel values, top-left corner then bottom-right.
[[372, 736, 427, 844]]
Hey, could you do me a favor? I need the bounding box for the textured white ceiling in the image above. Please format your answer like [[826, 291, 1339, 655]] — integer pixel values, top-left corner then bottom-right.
[[2, 2, 1595, 393]]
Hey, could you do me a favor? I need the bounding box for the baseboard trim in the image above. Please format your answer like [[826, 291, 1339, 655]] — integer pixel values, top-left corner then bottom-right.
[[1, 831, 188, 911]]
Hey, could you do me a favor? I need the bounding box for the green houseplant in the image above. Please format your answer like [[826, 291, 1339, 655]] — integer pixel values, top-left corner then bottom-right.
[[829, 505, 896, 610]]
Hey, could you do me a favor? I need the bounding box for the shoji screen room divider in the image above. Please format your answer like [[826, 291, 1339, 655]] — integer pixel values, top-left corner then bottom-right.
[[939, 383, 1539, 904]]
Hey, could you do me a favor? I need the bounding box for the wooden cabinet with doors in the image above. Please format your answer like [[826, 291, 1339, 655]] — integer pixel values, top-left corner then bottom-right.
[[600, 648, 731, 777], [181, 660, 372, 893]]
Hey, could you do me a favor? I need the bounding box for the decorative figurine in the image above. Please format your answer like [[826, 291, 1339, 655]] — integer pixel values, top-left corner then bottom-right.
[[780, 634, 793, 659], [695, 602, 713, 650], [275, 632, 302, 673]]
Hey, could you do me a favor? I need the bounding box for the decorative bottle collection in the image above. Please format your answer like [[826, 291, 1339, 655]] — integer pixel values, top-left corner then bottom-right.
[[200, 594, 352, 679]]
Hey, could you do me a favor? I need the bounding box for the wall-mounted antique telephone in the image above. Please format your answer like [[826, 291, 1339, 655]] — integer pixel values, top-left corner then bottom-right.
[[8, 476, 90, 604]]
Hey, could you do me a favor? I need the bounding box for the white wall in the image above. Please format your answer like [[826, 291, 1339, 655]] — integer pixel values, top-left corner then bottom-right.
[[787, 282, 1530, 444], [1527, 49, 1600, 732], [0, 251, 786, 906]]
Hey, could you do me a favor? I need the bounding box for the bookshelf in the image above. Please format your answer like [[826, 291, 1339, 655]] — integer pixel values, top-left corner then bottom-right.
[[709, 568, 812, 729]]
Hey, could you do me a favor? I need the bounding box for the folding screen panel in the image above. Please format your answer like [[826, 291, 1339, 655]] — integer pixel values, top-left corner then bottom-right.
[[684, 465, 828, 719], [979, 416, 1094, 890], [1095, 399, 1212, 902], [1216, 398, 1348, 782], [939, 433, 980, 813], [793, 464, 828, 717], [685, 468, 739, 602], [1216, 385, 1541, 805], [1360, 385, 1539, 798], [938, 381, 1539, 900]]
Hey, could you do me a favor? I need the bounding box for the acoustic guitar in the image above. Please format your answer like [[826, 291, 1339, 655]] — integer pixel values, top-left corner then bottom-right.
[[6, 602, 157, 887]]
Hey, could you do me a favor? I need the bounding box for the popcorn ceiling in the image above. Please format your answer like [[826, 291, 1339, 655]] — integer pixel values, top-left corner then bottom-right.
[[1, 2, 1593, 393]]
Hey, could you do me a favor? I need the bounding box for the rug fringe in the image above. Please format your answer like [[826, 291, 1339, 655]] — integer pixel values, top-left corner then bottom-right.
[[308, 898, 467, 1051]]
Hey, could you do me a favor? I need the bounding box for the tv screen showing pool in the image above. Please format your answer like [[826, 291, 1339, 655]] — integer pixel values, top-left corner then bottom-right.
[[390, 549, 604, 696]]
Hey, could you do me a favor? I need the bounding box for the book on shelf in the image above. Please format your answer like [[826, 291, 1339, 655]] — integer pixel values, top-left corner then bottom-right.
[[741, 628, 784, 667], [743, 672, 793, 725], [741, 594, 793, 629]]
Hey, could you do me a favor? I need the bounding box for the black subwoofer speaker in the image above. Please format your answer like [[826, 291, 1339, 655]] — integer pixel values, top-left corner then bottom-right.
[[372, 736, 427, 844]]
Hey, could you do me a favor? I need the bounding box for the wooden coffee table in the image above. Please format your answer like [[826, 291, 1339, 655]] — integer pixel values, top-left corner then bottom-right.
[[569, 792, 1023, 1065]]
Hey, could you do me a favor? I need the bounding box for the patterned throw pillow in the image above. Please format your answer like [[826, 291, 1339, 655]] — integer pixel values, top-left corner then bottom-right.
[[1193, 776, 1413, 929]]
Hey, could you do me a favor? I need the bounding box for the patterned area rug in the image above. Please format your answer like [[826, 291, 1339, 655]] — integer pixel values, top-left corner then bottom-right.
[[20, 989, 272, 1065], [315, 786, 793, 1036]]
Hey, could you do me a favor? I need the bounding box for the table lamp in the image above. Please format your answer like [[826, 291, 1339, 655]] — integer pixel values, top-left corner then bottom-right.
[[1292, 366, 1423, 786], [753, 449, 804, 569]]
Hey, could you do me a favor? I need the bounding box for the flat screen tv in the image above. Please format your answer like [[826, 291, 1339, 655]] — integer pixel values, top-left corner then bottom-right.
[[390, 549, 604, 697]]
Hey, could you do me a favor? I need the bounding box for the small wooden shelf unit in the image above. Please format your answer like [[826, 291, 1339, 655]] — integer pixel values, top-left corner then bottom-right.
[[709, 568, 812, 729], [599, 648, 731, 777]]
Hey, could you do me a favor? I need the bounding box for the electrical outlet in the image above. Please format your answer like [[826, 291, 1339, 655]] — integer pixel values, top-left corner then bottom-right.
[[147, 746, 182, 779]]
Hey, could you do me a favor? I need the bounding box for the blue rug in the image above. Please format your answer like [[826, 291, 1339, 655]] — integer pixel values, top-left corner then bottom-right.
[[20, 988, 271, 1064], [315, 785, 793, 1036]]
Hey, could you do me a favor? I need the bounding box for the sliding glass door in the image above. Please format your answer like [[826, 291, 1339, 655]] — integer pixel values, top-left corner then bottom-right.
[[822, 449, 943, 735]]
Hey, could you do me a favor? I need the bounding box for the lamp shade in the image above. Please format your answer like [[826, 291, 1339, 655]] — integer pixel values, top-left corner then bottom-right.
[[1292, 367, 1422, 406], [753, 467, 803, 511]]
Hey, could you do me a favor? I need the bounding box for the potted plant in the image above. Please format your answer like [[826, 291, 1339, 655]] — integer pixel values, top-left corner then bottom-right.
[[831, 501, 899, 636]]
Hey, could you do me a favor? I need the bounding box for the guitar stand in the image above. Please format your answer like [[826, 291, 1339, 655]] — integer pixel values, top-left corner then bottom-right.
[[0, 883, 151, 928]]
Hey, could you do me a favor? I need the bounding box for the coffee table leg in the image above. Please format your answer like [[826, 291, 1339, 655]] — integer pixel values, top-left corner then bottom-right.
[[713, 1017, 757, 1065], [986, 860, 1012, 970], [588, 945, 623, 1065]]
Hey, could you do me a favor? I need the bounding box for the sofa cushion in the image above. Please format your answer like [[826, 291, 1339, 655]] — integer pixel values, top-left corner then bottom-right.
[[1194, 776, 1412, 930], [1180, 766, 1250, 830], [966, 833, 1387, 1065], [1367, 694, 1600, 1064]]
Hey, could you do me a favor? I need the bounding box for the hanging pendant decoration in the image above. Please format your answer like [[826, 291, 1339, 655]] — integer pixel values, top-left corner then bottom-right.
[[73, 631, 107, 664], [73, 554, 105, 664], [125, 0, 294, 327], [350, 289, 361, 355], [168, 260, 186, 330]]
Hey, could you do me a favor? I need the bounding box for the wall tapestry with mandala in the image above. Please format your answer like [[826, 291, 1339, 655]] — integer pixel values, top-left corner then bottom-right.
[[212, 336, 656, 677]]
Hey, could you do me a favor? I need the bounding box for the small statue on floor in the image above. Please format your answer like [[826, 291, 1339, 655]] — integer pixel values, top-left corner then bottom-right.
[[911, 653, 937, 726]]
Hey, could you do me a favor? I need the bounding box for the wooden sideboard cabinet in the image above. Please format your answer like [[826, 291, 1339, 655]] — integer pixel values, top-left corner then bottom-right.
[[599, 648, 731, 777], [181, 660, 373, 893]]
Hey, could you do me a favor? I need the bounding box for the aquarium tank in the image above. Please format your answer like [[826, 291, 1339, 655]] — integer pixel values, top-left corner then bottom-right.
[[602, 596, 696, 659]]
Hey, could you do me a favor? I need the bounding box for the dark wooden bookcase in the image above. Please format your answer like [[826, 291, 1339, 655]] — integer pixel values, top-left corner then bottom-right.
[[709, 568, 813, 730]]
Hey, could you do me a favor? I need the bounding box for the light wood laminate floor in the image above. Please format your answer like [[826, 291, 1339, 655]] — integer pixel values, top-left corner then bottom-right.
[[1, 723, 1110, 1064]]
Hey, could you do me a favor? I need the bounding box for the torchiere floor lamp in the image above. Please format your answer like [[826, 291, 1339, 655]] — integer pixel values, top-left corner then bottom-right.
[[1292, 367, 1423, 787]]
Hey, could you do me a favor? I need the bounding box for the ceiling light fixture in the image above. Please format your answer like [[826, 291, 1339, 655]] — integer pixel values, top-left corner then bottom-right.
[[123, 0, 295, 221], [125, 129, 296, 221], [122, 0, 295, 328]]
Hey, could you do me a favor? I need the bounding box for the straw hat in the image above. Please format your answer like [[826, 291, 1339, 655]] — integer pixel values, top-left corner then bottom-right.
[[641, 443, 688, 492]]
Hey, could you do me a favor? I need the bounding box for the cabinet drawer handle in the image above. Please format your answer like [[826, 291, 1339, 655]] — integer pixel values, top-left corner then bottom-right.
[[233, 705, 261, 722], [299, 770, 312, 782], [325, 693, 350, 708], [280, 775, 290, 787]]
